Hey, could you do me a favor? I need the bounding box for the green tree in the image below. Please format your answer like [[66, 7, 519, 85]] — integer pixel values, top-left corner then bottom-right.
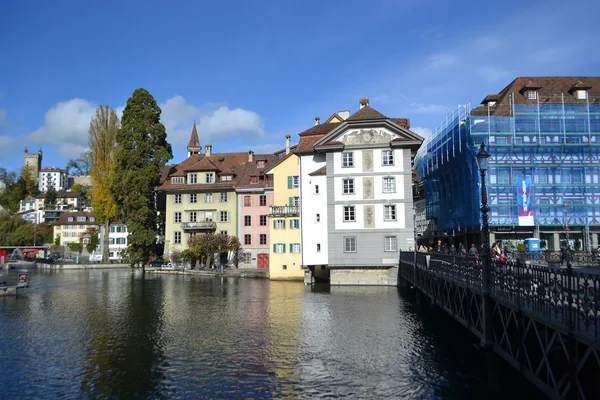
[[0, 168, 27, 212], [21, 164, 40, 196], [188, 233, 240, 269], [89, 105, 119, 262], [44, 185, 57, 207], [66, 151, 92, 176], [110, 89, 172, 269]]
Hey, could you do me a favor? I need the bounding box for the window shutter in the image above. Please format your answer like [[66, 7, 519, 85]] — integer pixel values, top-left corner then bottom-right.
[[289, 197, 294, 206], [282, 244, 286, 253], [273, 220, 276, 229], [297, 219, 300, 228], [283, 220, 286, 229], [273, 244, 276, 253], [289, 243, 292, 252], [287, 176, 293, 189]]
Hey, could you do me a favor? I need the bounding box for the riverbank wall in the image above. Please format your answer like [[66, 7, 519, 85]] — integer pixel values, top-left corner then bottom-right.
[[37, 263, 130, 270]]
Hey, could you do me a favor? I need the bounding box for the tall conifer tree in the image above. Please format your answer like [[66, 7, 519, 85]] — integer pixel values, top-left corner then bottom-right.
[[110, 89, 172, 268]]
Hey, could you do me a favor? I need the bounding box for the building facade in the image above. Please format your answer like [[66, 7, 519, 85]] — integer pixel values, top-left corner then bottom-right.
[[299, 98, 423, 285], [98, 223, 128, 262], [53, 211, 98, 246], [267, 150, 302, 280], [414, 77, 600, 251], [38, 167, 68, 193], [159, 124, 279, 265]]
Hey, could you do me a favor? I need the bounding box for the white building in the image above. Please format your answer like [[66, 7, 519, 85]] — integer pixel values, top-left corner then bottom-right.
[[38, 167, 68, 193], [98, 223, 128, 262], [298, 98, 423, 285]]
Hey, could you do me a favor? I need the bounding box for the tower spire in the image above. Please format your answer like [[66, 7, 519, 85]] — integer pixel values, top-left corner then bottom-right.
[[187, 122, 202, 157]]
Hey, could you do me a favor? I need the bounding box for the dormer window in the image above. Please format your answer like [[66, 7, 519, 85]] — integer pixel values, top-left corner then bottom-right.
[[256, 160, 266, 168], [250, 176, 259, 184], [487, 101, 496, 107], [68, 217, 74, 222], [205, 173, 214, 183], [221, 175, 232, 182], [576, 90, 587, 100], [172, 177, 184, 184], [77, 216, 86, 222], [90, 217, 95, 222], [189, 174, 197, 184], [527, 90, 537, 100]]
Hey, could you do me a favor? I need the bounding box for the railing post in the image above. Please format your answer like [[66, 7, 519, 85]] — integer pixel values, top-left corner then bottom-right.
[[566, 265, 579, 400]]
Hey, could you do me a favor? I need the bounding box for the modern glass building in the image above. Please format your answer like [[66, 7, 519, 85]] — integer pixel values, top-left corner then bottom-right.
[[413, 77, 600, 251]]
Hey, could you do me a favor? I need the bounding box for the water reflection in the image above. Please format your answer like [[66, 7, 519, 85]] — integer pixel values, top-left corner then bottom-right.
[[0, 270, 539, 399]]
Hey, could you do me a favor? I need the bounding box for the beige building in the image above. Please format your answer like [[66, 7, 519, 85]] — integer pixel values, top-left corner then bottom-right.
[[53, 211, 98, 246]]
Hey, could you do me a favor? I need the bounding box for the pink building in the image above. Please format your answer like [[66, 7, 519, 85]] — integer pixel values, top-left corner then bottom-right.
[[236, 152, 276, 269]]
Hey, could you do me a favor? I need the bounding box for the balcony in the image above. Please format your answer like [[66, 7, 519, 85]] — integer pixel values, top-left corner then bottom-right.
[[269, 205, 300, 217], [181, 221, 217, 231]]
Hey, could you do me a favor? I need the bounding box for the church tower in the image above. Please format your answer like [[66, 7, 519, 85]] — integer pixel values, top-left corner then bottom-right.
[[187, 123, 202, 157]]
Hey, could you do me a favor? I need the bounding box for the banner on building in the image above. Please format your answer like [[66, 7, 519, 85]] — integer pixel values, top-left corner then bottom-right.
[[516, 176, 534, 226]]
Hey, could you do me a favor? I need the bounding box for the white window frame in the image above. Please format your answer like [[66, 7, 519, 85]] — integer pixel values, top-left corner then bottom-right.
[[292, 175, 300, 188], [527, 90, 537, 100], [291, 243, 301, 253], [174, 231, 181, 244], [174, 194, 182, 204], [189, 173, 197, 184], [219, 211, 229, 222], [384, 236, 397, 252], [384, 205, 397, 221], [383, 177, 396, 193], [274, 243, 285, 253], [343, 178, 354, 194], [344, 237, 357, 252], [205, 173, 214, 183], [290, 219, 300, 229], [244, 215, 252, 226], [274, 219, 285, 229], [190, 193, 197, 203], [174, 212, 181, 223], [342, 152, 354, 167], [343, 206, 355, 222], [189, 212, 197, 222], [220, 192, 228, 202], [205, 193, 213, 203], [382, 150, 394, 165]]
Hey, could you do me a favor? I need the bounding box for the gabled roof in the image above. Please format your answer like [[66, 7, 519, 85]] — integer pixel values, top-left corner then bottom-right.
[[346, 105, 387, 121], [299, 122, 341, 136], [297, 133, 327, 154], [308, 166, 326, 176], [187, 157, 220, 172], [54, 211, 97, 226]]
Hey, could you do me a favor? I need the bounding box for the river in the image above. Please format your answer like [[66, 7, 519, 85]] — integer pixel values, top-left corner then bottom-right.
[[0, 268, 542, 399]]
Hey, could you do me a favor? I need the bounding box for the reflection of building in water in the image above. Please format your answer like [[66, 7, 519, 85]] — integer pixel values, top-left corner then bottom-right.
[[265, 282, 304, 386]]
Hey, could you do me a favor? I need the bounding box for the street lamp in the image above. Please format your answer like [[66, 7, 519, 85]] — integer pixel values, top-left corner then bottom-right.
[[476, 142, 493, 348], [476, 142, 491, 263]]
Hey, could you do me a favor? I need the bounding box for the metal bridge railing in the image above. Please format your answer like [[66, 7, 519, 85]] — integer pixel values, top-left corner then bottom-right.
[[399, 252, 600, 343]]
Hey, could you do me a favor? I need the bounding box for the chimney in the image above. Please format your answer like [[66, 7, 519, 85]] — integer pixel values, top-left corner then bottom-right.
[[248, 150, 254, 163], [314, 117, 320, 125], [285, 135, 291, 155], [359, 97, 369, 109], [205, 145, 212, 156]]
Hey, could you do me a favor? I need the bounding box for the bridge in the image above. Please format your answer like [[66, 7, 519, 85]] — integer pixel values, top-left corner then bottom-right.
[[399, 251, 599, 400]]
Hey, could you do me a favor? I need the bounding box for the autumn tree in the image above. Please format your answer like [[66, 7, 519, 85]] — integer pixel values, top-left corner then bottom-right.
[[89, 105, 119, 262], [109, 89, 172, 269], [21, 164, 39, 196]]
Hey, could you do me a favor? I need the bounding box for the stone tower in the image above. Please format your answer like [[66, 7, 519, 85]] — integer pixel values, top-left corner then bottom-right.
[[187, 123, 202, 157], [23, 146, 43, 184]]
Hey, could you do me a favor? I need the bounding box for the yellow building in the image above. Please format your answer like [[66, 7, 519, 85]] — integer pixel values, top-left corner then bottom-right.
[[267, 152, 302, 280], [53, 211, 98, 246]]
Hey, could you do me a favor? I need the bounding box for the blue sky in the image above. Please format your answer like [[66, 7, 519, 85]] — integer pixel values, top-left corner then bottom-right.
[[1, 0, 599, 173]]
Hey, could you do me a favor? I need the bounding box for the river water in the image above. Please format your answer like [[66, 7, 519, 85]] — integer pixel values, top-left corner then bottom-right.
[[0, 269, 541, 399]]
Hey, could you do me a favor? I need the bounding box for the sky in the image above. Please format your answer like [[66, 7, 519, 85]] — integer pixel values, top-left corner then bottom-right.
[[1, 0, 599, 174]]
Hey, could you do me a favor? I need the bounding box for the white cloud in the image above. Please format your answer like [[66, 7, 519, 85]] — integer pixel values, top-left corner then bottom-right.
[[0, 108, 7, 126], [411, 126, 433, 139], [28, 98, 97, 156], [160, 95, 265, 146], [22, 95, 265, 161]]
